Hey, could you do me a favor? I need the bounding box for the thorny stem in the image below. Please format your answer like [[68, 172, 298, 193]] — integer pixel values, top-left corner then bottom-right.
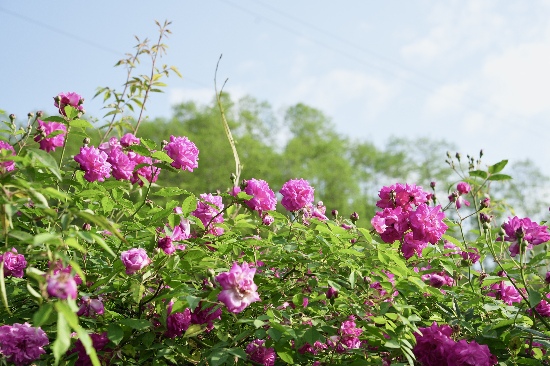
[[134, 22, 170, 135], [100, 46, 142, 144], [215, 54, 242, 186]]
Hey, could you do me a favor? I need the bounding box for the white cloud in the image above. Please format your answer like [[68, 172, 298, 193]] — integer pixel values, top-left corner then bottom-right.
[[425, 81, 471, 116], [482, 42, 550, 116]]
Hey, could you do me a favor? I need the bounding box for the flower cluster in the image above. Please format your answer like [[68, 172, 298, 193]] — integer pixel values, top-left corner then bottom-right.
[[328, 315, 364, 353], [371, 183, 448, 259], [0, 247, 27, 277], [54, 91, 84, 115], [192, 193, 225, 236], [279, 178, 314, 211], [0, 140, 16, 173], [68, 332, 111, 366], [34, 120, 67, 153], [486, 281, 523, 305], [120, 248, 151, 275], [500, 216, 550, 257], [242, 178, 277, 213], [0, 323, 49, 366], [164, 135, 199, 171], [245, 339, 276, 366], [448, 181, 471, 209], [413, 322, 497, 366], [157, 207, 191, 254], [215, 262, 260, 313]]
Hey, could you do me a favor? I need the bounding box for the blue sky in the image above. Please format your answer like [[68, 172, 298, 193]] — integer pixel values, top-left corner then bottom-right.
[[2, 1, 550, 177]]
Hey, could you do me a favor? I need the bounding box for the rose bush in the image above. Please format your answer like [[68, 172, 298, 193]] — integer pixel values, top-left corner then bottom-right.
[[0, 22, 549, 366]]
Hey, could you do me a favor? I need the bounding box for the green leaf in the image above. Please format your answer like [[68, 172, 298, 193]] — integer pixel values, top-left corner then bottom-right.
[[33, 303, 54, 327], [64, 105, 79, 119], [469, 170, 488, 179], [488, 174, 512, 181], [185, 295, 202, 311], [384, 338, 400, 348], [128, 144, 151, 157], [140, 138, 157, 150], [528, 289, 543, 308], [42, 116, 65, 123], [55, 301, 100, 366], [52, 311, 71, 365], [151, 150, 173, 163], [181, 195, 197, 216], [69, 119, 94, 129], [153, 187, 187, 197], [120, 318, 151, 330], [488, 159, 508, 174], [0, 262, 11, 315], [27, 148, 62, 180], [276, 351, 294, 364], [183, 324, 203, 338], [107, 323, 124, 345]]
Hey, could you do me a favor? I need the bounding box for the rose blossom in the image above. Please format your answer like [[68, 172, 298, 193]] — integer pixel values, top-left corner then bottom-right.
[[409, 204, 448, 244], [165, 307, 191, 338], [487, 281, 523, 305], [413, 322, 455, 366], [120, 133, 140, 147], [127, 151, 160, 186], [401, 232, 429, 260], [447, 339, 498, 366], [245, 339, 276, 366], [279, 178, 314, 211], [0, 248, 27, 278], [0, 323, 49, 366], [34, 120, 66, 152], [77, 296, 105, 317], [106, 147, 136, 181], [0, 140, 16, 173], [120, 248, 151, 275], [192, 193, 225, 236], [376, 183, 429, 211], [163, 135, 199, 171], [456, 182, 471, 195], [74, 146, 112, 182], [243, 178, 277, 213], [215, 262, 260, 313], [54, 91, 84, 115], [47, 272, 78, 299], [68, 332, 111, 366], [500, 216, 550, 257]]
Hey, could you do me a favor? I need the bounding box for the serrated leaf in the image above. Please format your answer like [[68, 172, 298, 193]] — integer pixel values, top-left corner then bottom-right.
[[181, 195, 197, 216], [27, 148, 62, 180], [528, 290, 543, 308], [33, 303, 54, 327], [469, 170, 488, 179], [69, 119, 94, 129], [64, 105, 79, 120], [52, 311, 71, 365], [488, 159, 508, 174], [128, 144, 151, 156], [151, 150, 173, 163], [488, 174, 512, 181], [153, 187, 187, 197], [42, 116, 65, 123], [107, 323, 124, 345], [120, 318, 151, 330]]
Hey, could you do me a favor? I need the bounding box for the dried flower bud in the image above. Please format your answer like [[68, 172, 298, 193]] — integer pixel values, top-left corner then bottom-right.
[[480, 197, 490, 208], [350, 211, 359, 223], [83, 138, 91, 145], [331, 209, 338, 217], [230, 173, 236, 184], [9, 114, 16, 122], [82, 223, 92, 231], [430, 181, 436, 189], [455, 152, 461, 160], [27, 112, 34, 118], [36, 110, 43, 118]]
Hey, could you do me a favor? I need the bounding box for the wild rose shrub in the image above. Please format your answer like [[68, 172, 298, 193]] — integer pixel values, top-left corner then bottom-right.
[[1, 30, 550, 366]]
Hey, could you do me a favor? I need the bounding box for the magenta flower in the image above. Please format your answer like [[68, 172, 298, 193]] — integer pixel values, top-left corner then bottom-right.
[[54, 91, 84, 115], [99, 136, 121, 154], [337, 315, 363, 351], [421, 271, 454, 288], [192, 193, 225, 236], [215, 262, 260, 313], [1, 248, 27, 278], [68, 332, 111, 366], [262, 214, 274, 226], [120, 248, 151, 275], [456, 182, 471, 195], [120, 133, 140, 147], [77, 296, 105, 317], [165, 307, 191, 338], [501, 216, 550, 257], [409, 204, 448, 244], [487, 281, 523, 305], [461, 247, 480, 264], [326, 286, 339, 299], [303, 201, 329, 224], [190, 303, 222, 332], [243, 178, 277, 213], [447, 339, 498, 366], [127, 152, 160, 186], [52, 262, 83, 285], [164, 135, 199, 171], [245, 339, 276, 366], [74, 146, 112, 182], [401, 232, 428, 260], [34, 120, 66, 152], [0, 140, 16, 173], [0, 323, 49, 366], [376, 183, 429, 211], [413, 322, 455, 366], [279, 178, 314, 211], [106, 147, 136, 181], [530, 294, 550, 317], [47, 272, 78, 300], [371, 206, 409, 244]]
